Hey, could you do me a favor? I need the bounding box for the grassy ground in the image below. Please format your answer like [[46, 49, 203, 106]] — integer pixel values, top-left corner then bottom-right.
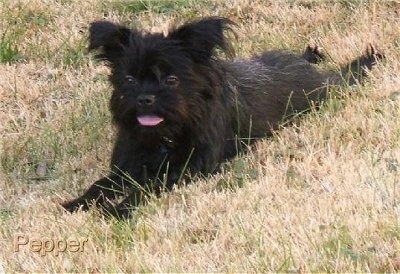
[[1, 0, 400, 272]]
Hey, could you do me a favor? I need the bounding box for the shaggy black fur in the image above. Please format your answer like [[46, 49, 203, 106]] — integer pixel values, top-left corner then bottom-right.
[[62, 17, 382, 219]]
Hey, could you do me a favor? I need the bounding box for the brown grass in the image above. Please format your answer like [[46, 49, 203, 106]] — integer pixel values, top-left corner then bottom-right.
[[1, 0, 400, 272]]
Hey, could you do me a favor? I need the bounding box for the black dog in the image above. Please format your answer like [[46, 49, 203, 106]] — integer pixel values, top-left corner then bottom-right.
[[62, 17, 381, 218]]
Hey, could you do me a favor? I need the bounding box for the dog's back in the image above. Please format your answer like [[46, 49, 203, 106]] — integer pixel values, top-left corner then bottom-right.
[[225, 51, 329, 141], [225, 46, 381, 143]]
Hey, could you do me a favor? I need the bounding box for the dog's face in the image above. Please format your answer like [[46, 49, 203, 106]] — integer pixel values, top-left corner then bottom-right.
[[89, 17, 234, 142]]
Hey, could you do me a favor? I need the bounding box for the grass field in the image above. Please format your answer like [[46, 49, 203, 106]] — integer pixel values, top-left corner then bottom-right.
[[1, 0, 400, 272]]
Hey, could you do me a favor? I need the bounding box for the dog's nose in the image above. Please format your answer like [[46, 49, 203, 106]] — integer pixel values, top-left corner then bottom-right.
[[137, 95, 156, 106]]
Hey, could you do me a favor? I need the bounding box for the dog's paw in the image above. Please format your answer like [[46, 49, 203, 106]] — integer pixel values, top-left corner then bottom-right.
[[361, 44, 384, 70], [104, 204, 132, 220], [302, 44, 325, 64], [61, 198, 91, 213]]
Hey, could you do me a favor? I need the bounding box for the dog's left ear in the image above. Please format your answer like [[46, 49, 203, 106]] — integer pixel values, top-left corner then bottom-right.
[[168, 17, 235, 63]]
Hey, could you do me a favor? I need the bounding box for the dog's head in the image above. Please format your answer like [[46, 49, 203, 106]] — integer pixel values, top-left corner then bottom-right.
[[89, 17, 234, 142]]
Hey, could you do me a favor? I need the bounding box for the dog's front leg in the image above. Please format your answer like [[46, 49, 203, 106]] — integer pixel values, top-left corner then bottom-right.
[[106, 147, 219, 219], [62, 175, 125, 213], [106, 165, 195, 219], [188, 145, 220, 175], [106, 186, 153, 219]]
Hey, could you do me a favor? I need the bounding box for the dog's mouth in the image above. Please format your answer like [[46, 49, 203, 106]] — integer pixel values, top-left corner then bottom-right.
[[137, 115, 165, 127]]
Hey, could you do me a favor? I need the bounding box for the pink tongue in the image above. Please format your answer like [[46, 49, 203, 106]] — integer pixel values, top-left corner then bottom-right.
[[137, 115, 164, 126]]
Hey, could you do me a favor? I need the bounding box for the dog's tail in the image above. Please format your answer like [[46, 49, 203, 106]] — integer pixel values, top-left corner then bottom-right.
[[338, 44, 383, 85]]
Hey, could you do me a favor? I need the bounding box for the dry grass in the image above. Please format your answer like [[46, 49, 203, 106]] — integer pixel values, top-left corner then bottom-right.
[[1, 0, 400, 272]]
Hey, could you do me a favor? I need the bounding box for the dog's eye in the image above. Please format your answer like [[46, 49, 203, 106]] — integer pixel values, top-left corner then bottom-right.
[[125, 75, 137, 85], [164, 75, 179, 87]]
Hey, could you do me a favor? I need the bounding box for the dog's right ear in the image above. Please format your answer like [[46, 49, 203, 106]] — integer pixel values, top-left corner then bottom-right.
[[89, 21, 131, 62]]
